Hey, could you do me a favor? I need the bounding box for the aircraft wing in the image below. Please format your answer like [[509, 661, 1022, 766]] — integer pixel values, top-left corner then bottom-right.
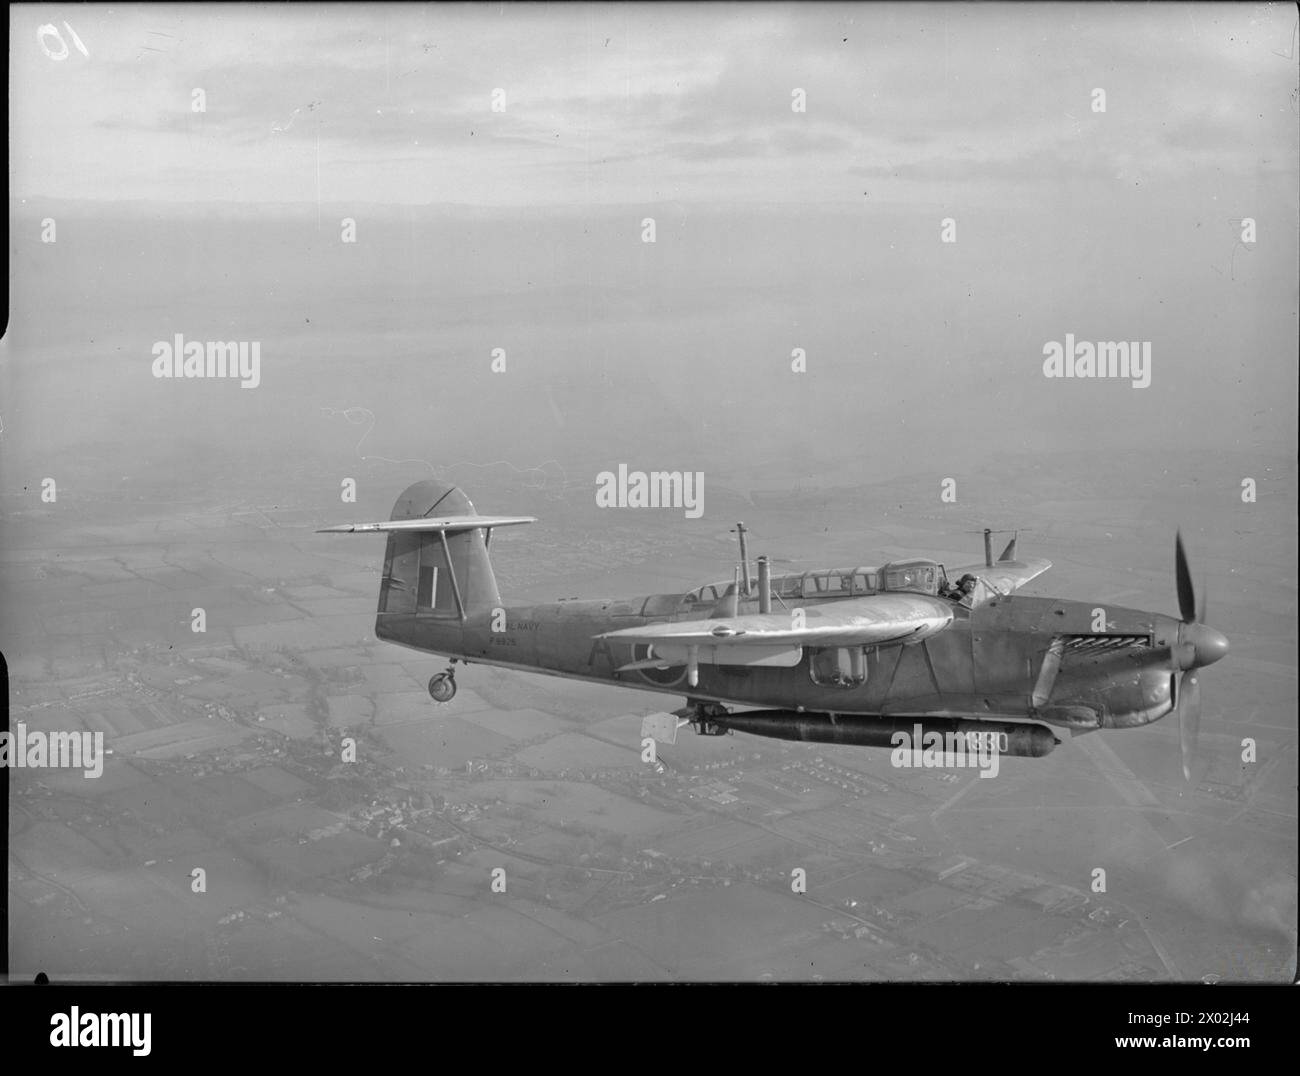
[[950, 557, 1051, 596], [597, 592, 953, 669], [318, 515, 536, 534]]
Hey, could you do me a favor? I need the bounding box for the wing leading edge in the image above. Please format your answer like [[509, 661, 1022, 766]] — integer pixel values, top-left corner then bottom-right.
[[317, 515, 536, 534]]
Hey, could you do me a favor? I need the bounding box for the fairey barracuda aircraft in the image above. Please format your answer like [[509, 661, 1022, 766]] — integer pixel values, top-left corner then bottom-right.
[[321, 480, 1228, 780]]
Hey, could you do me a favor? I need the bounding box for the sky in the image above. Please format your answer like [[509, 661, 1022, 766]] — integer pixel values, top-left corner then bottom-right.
[[10, 2, 1299, 208], [5, 3, 1298, 494]]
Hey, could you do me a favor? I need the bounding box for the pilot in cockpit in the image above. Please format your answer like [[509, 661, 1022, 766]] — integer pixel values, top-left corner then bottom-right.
[[955, 574, 979, 605]]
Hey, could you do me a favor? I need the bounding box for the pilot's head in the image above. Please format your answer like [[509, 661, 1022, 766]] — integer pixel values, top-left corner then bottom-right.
[[958, 574, 977, 594]]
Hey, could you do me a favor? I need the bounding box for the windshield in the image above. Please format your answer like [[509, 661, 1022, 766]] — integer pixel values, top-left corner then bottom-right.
[[880, 562, 939, 595]]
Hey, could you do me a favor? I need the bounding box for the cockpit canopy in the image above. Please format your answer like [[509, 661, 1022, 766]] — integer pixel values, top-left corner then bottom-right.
[[677, 558, 949, 610], [680, 569, 874, 609], [877, 559, 942, 596]]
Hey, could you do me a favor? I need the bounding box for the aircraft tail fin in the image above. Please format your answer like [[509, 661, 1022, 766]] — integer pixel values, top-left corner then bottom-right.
[[320, 480, 533, 619]]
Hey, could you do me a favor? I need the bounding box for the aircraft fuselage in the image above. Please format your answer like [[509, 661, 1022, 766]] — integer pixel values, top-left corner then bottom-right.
[[376, 591, 1182, 732]]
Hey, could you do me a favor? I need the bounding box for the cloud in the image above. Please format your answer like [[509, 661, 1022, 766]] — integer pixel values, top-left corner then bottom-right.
[[11, 2, 1297, 206]]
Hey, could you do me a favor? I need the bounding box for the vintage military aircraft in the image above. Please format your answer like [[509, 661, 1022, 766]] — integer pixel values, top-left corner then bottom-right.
[[321, 479, 1228, 780]]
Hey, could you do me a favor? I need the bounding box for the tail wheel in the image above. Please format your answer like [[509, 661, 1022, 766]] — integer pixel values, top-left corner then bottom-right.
[[428, 671, 457, 703]]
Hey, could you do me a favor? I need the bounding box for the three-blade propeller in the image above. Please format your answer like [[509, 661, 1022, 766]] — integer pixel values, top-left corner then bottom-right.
[[1172, 532, 1229, 782]]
